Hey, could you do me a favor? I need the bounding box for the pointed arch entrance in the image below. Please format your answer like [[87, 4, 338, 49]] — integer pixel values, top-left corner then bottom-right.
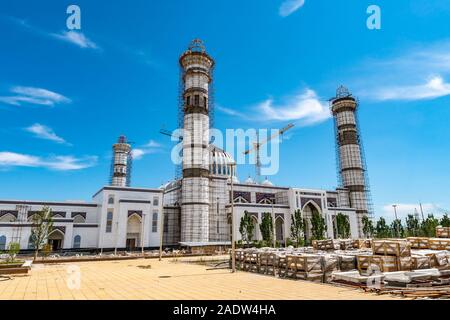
[[126, 213, 142, 251], [48, 229, 64, 251], [275, 216, 285, 242], [302, 201, 322, 240]]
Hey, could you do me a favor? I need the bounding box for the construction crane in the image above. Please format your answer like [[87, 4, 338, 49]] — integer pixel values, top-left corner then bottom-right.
[[160, 128, 183, 141], [243, 123, 294, 184]]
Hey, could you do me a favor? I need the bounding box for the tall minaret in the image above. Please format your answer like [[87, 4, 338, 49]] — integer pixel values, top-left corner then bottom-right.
[[179, 39, 214, 243], [110, 135, 132, 187], [331, 86, 372, 236]]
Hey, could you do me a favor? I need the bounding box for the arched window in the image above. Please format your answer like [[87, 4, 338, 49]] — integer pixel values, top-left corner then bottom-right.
[[73, 235, 81, 249], [28, 235, 35, 249], [108, 196, 114, 205], [73, 215, 85, 224], [106, 211, 113, 233], [0, 235, 6, 250], [152, 211, 158, 233]]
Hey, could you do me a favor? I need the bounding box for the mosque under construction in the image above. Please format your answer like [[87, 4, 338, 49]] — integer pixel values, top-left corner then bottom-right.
[[0, 40, 373, 252]]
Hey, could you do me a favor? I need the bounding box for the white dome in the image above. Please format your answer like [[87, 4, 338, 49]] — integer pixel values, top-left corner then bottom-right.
[[209, 145, 237, 179], [245, 176, 256, 184], [261, 177, 273, 186]]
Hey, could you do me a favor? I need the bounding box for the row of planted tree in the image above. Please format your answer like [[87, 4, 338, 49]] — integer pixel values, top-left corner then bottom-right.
[[0, 206, 54, 264], [238, 209, 450, 249]]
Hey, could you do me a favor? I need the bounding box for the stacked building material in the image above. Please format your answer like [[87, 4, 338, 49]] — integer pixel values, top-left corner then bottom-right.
[[258, 252, 278, 276], [436, 227, 450, 239], [407, 237, 430, 249], [428, 238, 450, 251], [312, 239, 334, 251], [357, 240, 413, 273], [337, 254, 357, 271], [372, 240, 411, 257], [411, 255, 432, 270]]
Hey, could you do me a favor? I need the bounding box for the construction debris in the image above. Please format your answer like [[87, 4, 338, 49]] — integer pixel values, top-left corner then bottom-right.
[[233, 236, 450, 299]]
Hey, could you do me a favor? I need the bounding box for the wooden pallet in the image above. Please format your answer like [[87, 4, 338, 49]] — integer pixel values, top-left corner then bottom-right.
[[372, 240, 411, 257], [312, 239, 334, 251], [407, 237, 430, 249], [428, 238, 450, 251], [411, 255, 432, 270], [397, 256, 413, 271], [258, 252, 278, 276], [436, 227, 450, 239], [357, 255, 399, 273]]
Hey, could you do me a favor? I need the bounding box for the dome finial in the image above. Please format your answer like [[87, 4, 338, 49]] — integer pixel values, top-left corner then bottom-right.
[[188, 38, 206, 53]]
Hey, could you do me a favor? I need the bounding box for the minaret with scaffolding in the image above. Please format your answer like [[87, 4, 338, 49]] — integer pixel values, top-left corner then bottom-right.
[[110, 135, 133, 187], [179, 39, 214, 243], [331, 86, 374, 236]]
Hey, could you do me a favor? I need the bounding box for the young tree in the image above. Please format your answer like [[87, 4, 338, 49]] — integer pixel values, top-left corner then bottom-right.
[[375, 217, 391, 239], [310, 211, 326, 240], [405, 214, 421, 237], [290, 209, 304, 247], [30, 206, 54, 261], [259, 213, 273, 244], [421, 214, 440, 237], [239, 211, 255, 246], [390, 219, 405, 238], [336, 213, 351, 239], [362, 216, 374, 238], [6, 242, 20, 263], [440, 214, 450, 227]]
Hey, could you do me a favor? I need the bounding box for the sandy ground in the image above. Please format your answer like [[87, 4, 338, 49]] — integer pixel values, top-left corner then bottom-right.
[[0, 256, 398, 300]]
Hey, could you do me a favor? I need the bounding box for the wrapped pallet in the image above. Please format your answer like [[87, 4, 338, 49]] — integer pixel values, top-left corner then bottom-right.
[[258, 252, 278, 276], [357, 254, 398, 273], [322, 255, 340, 283], [411, 255, 432, 270], [235, 249, 245, 270], [339, 239, 354, 250], [312, 239, 334, 251], [338, 255, 357, 271], [356, 255, 373, 272], [285, 254, 323, 279], [428, 238, 450, 251], [436, 226, 450, 238], [372, 240, 411, 257], [243, 250, 259, 273], [407, 237, 430, 249], [397, 256, 413, 271], [427, 251, 449, 269], [372, 255, 398, 272]]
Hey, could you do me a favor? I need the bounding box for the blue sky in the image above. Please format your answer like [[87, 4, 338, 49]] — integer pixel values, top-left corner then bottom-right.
[[0, 0, 449, 221]]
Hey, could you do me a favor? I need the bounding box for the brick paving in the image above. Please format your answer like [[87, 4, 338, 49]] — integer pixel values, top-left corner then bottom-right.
[[0, 257, 398, 300]]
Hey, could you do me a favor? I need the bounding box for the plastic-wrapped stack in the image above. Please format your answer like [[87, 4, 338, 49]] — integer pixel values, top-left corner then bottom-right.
[[436, 227, 450, 238], [357, 240, 412, 273]]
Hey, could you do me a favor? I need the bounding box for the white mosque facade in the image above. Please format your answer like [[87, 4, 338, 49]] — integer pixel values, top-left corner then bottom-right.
[[0, 41, 369, 252]]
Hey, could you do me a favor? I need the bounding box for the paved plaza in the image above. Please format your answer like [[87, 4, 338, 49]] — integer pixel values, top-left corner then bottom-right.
[[0, 257, 397, 300]]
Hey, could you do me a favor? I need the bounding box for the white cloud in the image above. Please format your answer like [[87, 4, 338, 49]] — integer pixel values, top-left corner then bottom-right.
[[377, 203, 447, 222], [0, 152, 97, 171], [369, 76, 450, 101], [216, 105, 246, 118], [256, 89, 331, 125], [132, 140, 163, 160], [144, 140, 162, 148], [279, 0, 305, 17], [131, 148, 146, 160], [52, 31, 98, 49], [25, 123, 70, 145], [6, 16, 99, 50], [351, 39, 450, 102], [0, 86, 71, 107]]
